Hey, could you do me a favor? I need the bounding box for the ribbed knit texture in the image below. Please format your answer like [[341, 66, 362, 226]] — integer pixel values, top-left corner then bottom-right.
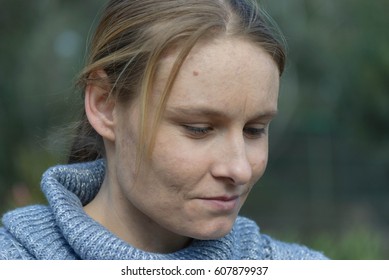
[[0, 160, 327, 260]]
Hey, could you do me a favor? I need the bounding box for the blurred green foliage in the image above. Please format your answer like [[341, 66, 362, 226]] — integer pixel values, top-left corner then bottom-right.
[[267, 223, 386, 259], [0, 0, 388, 259]]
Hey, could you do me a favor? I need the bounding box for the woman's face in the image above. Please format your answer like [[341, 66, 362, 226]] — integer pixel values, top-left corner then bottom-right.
[[111, 37, 279, 247]]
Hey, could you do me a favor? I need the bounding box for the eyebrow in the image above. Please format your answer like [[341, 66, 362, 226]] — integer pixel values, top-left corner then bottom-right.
[[165, 106, 278, 120]]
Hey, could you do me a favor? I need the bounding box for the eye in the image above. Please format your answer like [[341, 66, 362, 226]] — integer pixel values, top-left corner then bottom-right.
[[182, 125, 213, 138], [243, 126, 267, 139]]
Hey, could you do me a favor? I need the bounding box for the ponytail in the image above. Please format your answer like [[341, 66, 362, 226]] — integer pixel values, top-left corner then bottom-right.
[[67, 111, 105, 164]]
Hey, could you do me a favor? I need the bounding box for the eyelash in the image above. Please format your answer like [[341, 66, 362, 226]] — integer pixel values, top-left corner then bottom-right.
[[183, 125, 267, 138], [183, 125, 212, 136], [243, 127, 266, 138]]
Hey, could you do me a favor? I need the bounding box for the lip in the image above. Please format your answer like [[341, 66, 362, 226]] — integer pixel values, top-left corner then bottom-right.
[[197, 195, 240, 212]]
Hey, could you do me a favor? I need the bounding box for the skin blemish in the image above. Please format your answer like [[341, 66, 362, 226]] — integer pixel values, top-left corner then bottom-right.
[[193, 70, 199, 76]]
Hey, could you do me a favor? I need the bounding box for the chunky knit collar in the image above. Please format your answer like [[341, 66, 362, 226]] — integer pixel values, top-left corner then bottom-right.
[[3, 160, 267, 260]]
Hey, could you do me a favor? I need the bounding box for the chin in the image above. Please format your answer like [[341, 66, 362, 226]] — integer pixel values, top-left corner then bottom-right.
[[189, 218, 236, 240]]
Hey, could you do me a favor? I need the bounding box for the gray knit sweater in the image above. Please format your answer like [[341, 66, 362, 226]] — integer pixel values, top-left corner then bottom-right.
[[0, 160, 327, 260]]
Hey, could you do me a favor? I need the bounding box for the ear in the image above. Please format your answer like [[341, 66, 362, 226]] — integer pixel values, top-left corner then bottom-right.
[[85, 70, 116, 142]]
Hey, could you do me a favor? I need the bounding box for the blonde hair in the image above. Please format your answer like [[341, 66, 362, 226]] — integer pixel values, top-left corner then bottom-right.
[[68, 0, 286, 164]]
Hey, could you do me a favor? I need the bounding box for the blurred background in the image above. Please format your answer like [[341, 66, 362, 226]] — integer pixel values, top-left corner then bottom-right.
[[0, 0, 388, 259]]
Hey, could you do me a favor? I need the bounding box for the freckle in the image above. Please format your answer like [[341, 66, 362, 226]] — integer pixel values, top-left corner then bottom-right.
[[193, 70, 199, 76]]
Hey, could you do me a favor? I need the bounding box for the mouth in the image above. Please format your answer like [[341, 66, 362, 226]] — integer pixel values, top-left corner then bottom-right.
[[197, 195, 240, 212]]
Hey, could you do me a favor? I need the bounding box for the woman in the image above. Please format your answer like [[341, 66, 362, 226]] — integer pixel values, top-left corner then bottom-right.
[[0, 0, 327, 259]]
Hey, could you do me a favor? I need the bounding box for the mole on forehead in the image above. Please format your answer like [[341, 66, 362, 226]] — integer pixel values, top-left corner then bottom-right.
[[193, 70, 199, 76]]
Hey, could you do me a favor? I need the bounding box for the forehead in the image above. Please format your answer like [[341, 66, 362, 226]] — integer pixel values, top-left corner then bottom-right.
[[154, 37, 280, 118]]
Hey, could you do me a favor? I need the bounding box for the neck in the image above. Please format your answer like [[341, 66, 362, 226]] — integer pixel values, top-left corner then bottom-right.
[[83, 178, 191, 254]]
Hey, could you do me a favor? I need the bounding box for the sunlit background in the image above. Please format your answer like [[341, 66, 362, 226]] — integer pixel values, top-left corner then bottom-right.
[[1, 0, 388, 259]]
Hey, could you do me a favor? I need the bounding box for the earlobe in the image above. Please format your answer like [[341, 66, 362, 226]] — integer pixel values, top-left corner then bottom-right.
[[85, 70, 116, 142]]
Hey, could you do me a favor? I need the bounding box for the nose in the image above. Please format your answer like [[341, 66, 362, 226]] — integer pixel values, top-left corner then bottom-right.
[[211, 135, 253, 186]]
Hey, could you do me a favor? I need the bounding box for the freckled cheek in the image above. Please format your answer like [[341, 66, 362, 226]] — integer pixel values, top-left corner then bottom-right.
[[151, 146, 206, 184], [250, 153, 269, 181]]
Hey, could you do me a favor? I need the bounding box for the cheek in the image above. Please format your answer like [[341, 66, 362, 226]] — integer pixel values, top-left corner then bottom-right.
[[249, 147, 269, 181], [151, 141, 206, 185]]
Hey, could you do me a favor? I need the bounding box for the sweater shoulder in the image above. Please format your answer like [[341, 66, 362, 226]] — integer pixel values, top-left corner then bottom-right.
[[1, 205, 78, 260], [234, 217, 328, 260], [260, 234, 328, 260], [0, 224, 34, 259], [1, 205, 53, 259]]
